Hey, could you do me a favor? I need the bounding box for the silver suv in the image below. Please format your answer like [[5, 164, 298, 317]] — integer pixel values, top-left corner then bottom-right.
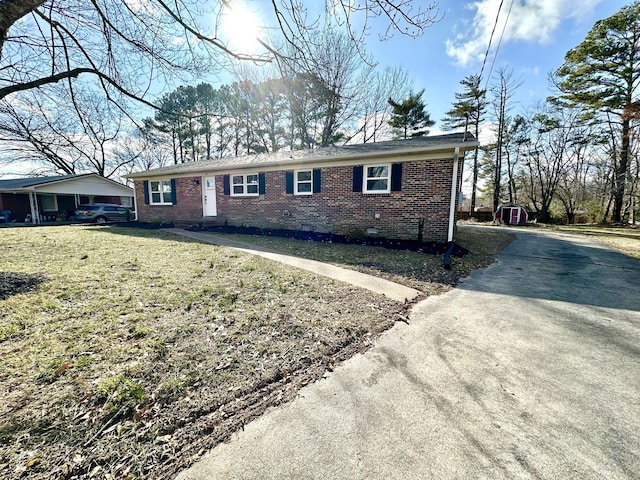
[[73, 204, 132, 224]]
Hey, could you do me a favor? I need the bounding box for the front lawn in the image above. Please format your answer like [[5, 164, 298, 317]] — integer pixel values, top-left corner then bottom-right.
[[212, 226, 514, 294], [547, 224, 640, 260], [0, 225, 511, 479]]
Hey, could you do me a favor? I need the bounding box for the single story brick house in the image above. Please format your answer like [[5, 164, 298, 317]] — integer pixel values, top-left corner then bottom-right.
[[0, 174, 134, 224], [126, 133, 478, 243]]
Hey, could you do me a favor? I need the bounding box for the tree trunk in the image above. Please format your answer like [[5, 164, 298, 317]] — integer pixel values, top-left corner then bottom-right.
[[603, 194, 613, 223], [0, 0, 45, 56], [612, 118, 631, 222]]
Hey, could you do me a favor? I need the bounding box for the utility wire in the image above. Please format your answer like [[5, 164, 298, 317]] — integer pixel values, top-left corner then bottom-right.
[[479, 0, 505, 84], [486, 0, 516, 85]]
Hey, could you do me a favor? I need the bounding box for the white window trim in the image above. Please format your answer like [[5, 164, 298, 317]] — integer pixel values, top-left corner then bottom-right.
[[231, 174, 259, 197], [150, 179, 173, 205], [40, 194, 58, 212], [363, 164, 391, 194], [294, 169, 313, 196]]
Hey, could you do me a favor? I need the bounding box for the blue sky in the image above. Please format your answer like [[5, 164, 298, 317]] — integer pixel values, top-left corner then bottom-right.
[[359, 0, 631, 129], [0, 0, 632, 179]]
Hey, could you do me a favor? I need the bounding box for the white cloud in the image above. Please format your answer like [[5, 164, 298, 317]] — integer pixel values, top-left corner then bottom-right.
[[128, 0, 155, 14], [0, 156, 43, 179], [171, 36, 186, 46], [445, 0, 603, 67]]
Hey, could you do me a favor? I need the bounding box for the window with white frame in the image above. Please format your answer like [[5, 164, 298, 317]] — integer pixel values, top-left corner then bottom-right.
[[40, 194, 58, 211], [364, 165, 390, 193], [231, 174, 259, 196], [295, 169, 313, 195], [150, 180, 173, 205]]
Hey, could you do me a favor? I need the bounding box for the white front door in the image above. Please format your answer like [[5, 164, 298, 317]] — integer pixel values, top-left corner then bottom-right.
[[203, 176, 217, 216]]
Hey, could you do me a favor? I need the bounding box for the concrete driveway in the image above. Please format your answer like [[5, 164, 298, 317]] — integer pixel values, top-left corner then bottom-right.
[[176, 227, 640, 480]]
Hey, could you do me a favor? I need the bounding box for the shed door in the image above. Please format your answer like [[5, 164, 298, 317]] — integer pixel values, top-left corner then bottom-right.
[[511, 208, 520, 225], [203, 177, 217, 216]]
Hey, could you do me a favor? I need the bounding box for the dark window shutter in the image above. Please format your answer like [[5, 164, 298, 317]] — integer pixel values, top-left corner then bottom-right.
[[170, 178, 177, 204], [259, 173, 266, 195], [391, 163, 403, 192], [285, 171, 294, 194], [143, 181, 149, 205], [313, 169, 321, 193], [352, 166, 363, 192], [223, 175, 230, 195]]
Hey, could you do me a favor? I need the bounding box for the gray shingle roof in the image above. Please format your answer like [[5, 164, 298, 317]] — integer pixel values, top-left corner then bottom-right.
[[0, 174, 89, 190], [126, 132, 477, 179]]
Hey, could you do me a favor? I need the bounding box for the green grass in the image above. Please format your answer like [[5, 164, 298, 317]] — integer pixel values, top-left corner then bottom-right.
[[0, 224, 512, 479], [0, 226, 407, 479]]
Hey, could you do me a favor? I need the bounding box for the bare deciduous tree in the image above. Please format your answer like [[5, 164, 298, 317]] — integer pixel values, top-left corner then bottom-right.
[[487, 68, 521, 212], [0, 1, 440, 176], [353, 66, 413, 143], [0, 1, 440, 103], [0, 86, 133, 178]]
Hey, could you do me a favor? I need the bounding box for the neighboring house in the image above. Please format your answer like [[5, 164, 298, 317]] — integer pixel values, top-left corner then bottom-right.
[[126, 133, 478, 243], [0, 174, 134, 224]]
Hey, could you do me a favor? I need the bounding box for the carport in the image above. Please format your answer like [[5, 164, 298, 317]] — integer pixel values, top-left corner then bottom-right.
[[0, 174, 133, 224]]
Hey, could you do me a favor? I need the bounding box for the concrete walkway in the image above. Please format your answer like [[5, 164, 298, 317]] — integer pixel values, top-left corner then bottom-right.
[[164, 228, 421, 303], [175, 227, 640, 480]]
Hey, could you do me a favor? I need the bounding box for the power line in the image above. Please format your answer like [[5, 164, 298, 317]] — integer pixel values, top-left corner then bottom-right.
[[479, 0, 505, 84], [486, 0, 516, 84]]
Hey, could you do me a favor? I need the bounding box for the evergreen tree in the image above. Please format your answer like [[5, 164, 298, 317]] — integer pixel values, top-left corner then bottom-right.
[[554, 1, 640, 222], [152, 86, 198, 164], [441, 74, 487, 215], [388, 89, 434, 139], [195, 82, 220, 160]]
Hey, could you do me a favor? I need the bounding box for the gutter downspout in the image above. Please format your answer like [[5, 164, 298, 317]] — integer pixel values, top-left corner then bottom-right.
[[443, 147, 461, 270], [131, 183, 139, 221], [447, 147, 460, 243]]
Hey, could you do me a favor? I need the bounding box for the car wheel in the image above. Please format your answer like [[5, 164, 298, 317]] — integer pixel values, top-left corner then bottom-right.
[[95, 216, 108, 224]]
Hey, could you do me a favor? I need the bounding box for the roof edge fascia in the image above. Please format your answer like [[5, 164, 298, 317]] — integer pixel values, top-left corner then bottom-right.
[[34, 173, 132, 191], [30, 173, 92, 187], [126, 140, 480, 180]]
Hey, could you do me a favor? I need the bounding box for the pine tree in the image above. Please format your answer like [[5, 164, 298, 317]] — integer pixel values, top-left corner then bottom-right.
[[554, 1, 640, 223], [388, 89, 434, 139], [441, 74, 487, 215]]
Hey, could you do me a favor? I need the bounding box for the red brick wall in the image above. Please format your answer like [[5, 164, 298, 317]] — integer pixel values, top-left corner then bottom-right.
[[134, 158, 456, 242], [135, 177, 204, 223]]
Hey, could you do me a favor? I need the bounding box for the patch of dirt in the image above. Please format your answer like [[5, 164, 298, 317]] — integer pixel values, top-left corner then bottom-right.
[[2, 305, 404, 480], [146, 335, 380, 478], [0, 272, 45, 299]]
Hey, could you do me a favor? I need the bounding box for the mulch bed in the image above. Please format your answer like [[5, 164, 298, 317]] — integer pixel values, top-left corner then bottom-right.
[[186, 224, 470, 257]]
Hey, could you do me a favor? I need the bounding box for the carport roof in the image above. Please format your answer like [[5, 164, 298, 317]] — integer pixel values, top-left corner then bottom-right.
[[0, 174, 84, 189], [0, 174, 133, 196]]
